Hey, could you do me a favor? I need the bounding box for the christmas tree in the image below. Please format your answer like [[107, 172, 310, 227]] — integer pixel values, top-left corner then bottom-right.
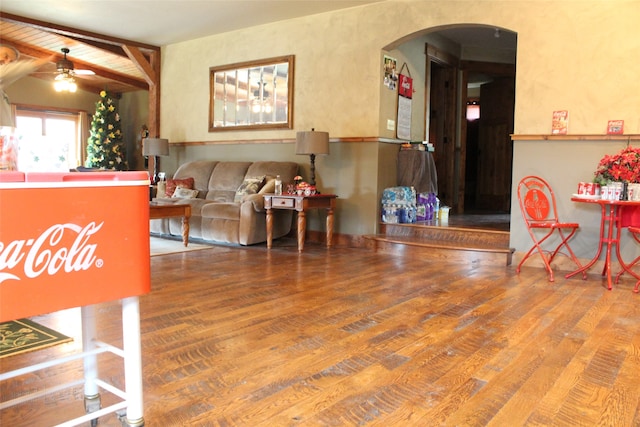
[[85, 90, 128, 170]]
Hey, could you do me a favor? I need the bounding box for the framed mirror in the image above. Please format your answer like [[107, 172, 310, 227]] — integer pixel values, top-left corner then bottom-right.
[[209, 55, 294, 131]]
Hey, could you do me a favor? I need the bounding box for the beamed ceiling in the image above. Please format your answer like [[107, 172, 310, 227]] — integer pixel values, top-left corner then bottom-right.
[[0, 12, 160, 95]]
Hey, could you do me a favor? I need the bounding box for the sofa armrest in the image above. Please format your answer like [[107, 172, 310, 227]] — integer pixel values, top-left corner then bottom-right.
[[243, 193, 266, 212]]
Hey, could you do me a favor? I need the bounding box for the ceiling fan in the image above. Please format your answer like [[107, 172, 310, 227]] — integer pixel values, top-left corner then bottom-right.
[[36, 48, 96, 92], [56, 48, 94, 76]]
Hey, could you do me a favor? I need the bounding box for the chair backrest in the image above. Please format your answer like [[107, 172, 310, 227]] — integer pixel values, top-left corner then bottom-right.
[[517, 175, 559, 224]]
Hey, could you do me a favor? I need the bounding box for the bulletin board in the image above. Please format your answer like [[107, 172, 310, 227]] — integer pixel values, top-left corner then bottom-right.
[[396, 63, 413, 140]]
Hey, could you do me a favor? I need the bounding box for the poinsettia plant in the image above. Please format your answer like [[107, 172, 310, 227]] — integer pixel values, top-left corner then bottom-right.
[[594, 146, 640, 185]]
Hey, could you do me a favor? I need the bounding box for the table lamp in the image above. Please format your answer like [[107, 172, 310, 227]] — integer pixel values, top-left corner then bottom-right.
[[143, 137, 169, 184], [295, 129, 329, 186]]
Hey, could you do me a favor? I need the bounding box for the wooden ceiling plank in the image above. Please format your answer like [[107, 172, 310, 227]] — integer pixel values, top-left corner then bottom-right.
[[63, 36, 134, 58], [0, 12, 159, 53], [1, 11, 159, 98], [5, 39, 142, 82]]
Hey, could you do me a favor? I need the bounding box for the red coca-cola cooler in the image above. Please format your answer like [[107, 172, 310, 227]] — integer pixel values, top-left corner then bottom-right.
[[0, 171, 150, 321], [0, 170, 150, 426]]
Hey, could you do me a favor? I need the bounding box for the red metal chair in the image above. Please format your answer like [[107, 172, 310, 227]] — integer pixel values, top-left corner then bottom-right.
[[623, 226, 640, 292], [517, 175, 584, 281]]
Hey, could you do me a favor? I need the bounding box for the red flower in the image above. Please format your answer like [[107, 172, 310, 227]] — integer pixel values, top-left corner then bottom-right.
[[594, 146, 640, 184]]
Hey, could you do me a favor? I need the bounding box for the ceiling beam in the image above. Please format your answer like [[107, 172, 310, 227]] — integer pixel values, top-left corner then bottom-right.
[[0, 12, 159, 53], [7, 40, 148, 90], [122, 45, 157, 86]]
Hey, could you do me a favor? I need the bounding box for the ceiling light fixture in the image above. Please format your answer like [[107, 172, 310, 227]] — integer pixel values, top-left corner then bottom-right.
[[53, 48, 80, 93], [54, 72, 77, 92]]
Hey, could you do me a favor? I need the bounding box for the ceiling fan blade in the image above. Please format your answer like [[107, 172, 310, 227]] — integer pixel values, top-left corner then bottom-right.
[[75, 69, 95, 75]]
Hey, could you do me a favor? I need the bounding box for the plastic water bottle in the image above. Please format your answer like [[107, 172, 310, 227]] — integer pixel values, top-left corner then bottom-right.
[[275, 175, 282, 195]]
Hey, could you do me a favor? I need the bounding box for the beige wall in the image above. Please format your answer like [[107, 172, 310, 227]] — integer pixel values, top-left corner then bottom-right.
[[162, 1, 640, 141], [159, 0, 640, 257], [7, 76, 98, 112], [120, 90, 150, 170]]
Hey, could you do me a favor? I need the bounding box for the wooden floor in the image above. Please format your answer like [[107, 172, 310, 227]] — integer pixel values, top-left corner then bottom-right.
[[2, 234, 640, 426]]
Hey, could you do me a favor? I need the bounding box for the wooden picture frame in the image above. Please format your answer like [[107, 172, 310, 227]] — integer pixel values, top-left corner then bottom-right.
[[209, 55, 294, 131]]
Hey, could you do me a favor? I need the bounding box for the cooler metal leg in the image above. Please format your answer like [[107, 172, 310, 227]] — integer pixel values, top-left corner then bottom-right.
[[121, 296, 145, 426], [81, 304, 101, 426], [82, 298, 145, 427], [1, 300, 144, 426]]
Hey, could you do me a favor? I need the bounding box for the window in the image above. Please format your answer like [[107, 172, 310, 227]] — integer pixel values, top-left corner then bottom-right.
[[15, 107, 84, 172]]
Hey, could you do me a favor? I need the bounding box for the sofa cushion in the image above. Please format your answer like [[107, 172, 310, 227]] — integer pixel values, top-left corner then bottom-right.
[[206, 162, 252, 202], [173, 160, 219, 199], [166, 177, 195, 197], [245, 161, 298, 188], [234, 176, 266, 202], [201, 202, 241, 220], [172, 187, 199, 199]]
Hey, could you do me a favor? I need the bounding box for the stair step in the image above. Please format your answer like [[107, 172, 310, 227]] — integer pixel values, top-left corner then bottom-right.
[[364, 235, 514, 266], [381, 222, 510, 248], [368, 221, 514, 267], [370, 234, 512, 252]]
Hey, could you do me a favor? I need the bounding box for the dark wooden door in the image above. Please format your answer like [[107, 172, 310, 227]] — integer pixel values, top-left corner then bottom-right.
[[475, 76, 515, 212], [429, 62, 458, 209]]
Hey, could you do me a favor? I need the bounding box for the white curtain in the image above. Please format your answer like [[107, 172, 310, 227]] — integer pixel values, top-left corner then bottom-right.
[[79, 111, 89, 166]]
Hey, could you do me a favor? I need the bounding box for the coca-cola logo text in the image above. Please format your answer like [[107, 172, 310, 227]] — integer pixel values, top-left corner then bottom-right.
[[0, 222, 104, 283]]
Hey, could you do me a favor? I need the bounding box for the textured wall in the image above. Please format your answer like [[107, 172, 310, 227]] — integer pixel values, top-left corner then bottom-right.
[[159, 0, 640, 248]]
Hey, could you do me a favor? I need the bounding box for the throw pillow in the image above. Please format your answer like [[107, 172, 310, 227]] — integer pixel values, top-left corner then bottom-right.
[[234, 176, 266, 202], [172, 187, 199, 199], [166, 177, 195, 197]]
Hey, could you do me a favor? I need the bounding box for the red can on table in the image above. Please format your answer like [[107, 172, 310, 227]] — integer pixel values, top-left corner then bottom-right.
[[577, 182, 587, 195], [585, 182, 593, 195]]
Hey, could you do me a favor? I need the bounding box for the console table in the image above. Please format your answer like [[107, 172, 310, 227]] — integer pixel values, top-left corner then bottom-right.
[[264, 193, 337, 251]]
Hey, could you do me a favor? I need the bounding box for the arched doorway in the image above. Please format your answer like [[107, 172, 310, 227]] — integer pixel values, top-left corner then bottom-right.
[[427, 26, 517, 216], [386, 25, 517, 225]]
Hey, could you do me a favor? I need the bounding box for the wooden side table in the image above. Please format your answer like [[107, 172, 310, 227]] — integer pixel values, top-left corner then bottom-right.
[[149, 202, 191, 246], [264, 193, 337, 251]]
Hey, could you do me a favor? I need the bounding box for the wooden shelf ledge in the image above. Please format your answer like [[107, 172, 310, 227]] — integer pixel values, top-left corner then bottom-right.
[[511, 134, 640, 141]]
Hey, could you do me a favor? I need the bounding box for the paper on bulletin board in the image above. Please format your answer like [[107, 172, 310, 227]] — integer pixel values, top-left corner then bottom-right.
[[397, 95, 411, 140], [396, 72, 413, 140]]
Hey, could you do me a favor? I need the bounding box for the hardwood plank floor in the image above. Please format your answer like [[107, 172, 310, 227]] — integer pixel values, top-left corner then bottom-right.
[[1, 239, 640, 426]]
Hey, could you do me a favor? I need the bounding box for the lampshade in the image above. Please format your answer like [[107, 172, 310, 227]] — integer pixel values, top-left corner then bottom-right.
[[143, 138, 170, 156], [295, 130, 330, 155]]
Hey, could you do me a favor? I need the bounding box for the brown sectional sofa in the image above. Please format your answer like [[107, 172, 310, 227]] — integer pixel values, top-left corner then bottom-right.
[[151, 160, 298, 245]]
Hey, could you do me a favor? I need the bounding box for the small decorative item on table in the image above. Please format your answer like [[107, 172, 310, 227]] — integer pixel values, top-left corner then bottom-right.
[[594, 146, 640, 201], [294, 178, 317, 196], [592, 145, 640, 225]]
